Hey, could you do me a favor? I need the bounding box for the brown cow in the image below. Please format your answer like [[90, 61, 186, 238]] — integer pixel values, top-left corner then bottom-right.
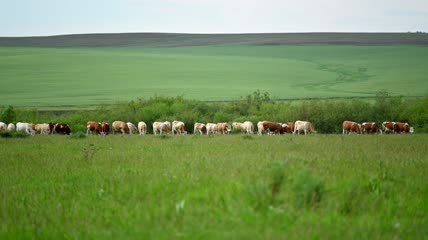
[[112, 121, 129, 135], [100, 122, 110, 135], [285, 122, 295, 134], [342, 121, 361, 134], [361, 122, 381, 134], [52, 123, 71, 135], [216, 123, 231, 134], [396, 122, 411, 134], [87, 121, 101, 135], [263, 121, 284, 135]]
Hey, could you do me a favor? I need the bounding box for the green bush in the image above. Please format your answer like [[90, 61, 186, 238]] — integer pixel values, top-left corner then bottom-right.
[[70, 131, 87, 139], [0, 131, 13, 138]]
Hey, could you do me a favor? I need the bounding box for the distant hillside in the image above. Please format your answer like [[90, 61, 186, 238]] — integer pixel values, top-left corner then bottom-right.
[[1, 32, 428, 47]]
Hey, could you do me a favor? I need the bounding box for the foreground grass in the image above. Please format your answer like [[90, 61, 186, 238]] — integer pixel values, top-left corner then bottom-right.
[[1, 45, 427, 106], [0, 134, 427, 239]]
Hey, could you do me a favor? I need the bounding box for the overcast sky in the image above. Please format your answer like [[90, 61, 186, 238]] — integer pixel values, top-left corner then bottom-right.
[[1, 0, 428, 36]]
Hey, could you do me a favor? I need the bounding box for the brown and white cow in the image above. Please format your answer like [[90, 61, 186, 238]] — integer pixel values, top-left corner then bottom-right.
[[52, 123, 71, 135], [257, 121, 266, 135], [0, 122, 6, 131], [342, 121, 361, 134], [194, 123, 207, 135], [293, 120, 315, 135], [112, 121, 129, 135], [382, 122, 399, 134], [127, 122, 138, 135], [100, 122, 110, 135], [262, 121, 284, 135], [281, 123, 292, 134], [87, 121, 101, 135], [396, 122, 411, 134], [361, 122, 381, 134], [172, 121, 187, 135], [216, 122, 231, 134], [138, 121, 147, 135]]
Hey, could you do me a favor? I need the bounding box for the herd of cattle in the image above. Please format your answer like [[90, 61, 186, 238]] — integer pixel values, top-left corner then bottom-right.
[[0, 120, 413, 136]]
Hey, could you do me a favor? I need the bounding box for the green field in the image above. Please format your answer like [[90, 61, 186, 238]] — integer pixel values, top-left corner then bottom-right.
[[1, 44, 427, 106], [1, 134, 427, 239]]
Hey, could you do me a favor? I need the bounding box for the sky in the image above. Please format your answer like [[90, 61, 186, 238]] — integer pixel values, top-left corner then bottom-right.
[[1, 0, 428, 36]]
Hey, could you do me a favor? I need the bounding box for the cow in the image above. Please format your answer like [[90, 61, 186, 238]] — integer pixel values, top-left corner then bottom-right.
[[7, 123, 15, 132], [86, 121, 101, 135], [257, 121, 266, 135], [216, 122, 231, 134], [112, 121, 129, 135], [241, 121, 254, 134], [52, 123, 71, 135], [396, 122, 411, 134], [281, 123, 292, 134], [100, 122, 110, 135], [263, 121, 284, 135], [127, 122, 138, 135], [232, 122, 243, 132], [0, 122, 6, 131], [153, 121, 171, 135], [34, 123, 51, 134], [206, 123, 218, 135], [342, 121, 361, 134], [361, 122, 381, 134], [293, 120, 315, 135], [172, 121, 187, 135], [194, 123, 207, 135], [16, 122, 36, 135], [382, 122, 399, 134], [285, 122, 295, 134], [138, 121, 147, 135]]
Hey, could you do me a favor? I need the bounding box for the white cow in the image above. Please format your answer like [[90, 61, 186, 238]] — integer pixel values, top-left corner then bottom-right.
[[7, 123, 15, 131], [126, 122, 138, 135], [0, 122, 6, 131], [153, 121, 171, 135], [232, 122, 243, 131], [293, 120, 315, 135], [206, 123, 218, 134], [16, 122, 36, 135], [34, 123, 50, 134], [172, 120, 187, 135], [241, 121, 254, 134], [138, 121, 147, 135]]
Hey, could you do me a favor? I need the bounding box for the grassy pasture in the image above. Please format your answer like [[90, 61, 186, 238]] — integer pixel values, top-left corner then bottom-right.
[[1, 134, 427, 239], [0, 44, 427, 107]]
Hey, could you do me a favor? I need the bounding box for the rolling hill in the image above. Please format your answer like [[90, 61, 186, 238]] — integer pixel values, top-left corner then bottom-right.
[[0, 33, 427, 107]]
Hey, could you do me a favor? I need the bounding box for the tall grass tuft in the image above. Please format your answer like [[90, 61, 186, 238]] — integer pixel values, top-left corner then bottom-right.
[[292, 169, 324, 209]]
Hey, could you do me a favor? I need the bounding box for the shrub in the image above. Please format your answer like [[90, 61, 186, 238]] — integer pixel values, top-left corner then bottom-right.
[[70, 131, 87, 139], [0, 131, 13, 138], [13, 131, 30, 138]]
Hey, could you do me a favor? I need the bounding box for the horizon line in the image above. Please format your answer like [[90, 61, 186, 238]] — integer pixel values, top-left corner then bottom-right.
[[1, 31, 426, 38]]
